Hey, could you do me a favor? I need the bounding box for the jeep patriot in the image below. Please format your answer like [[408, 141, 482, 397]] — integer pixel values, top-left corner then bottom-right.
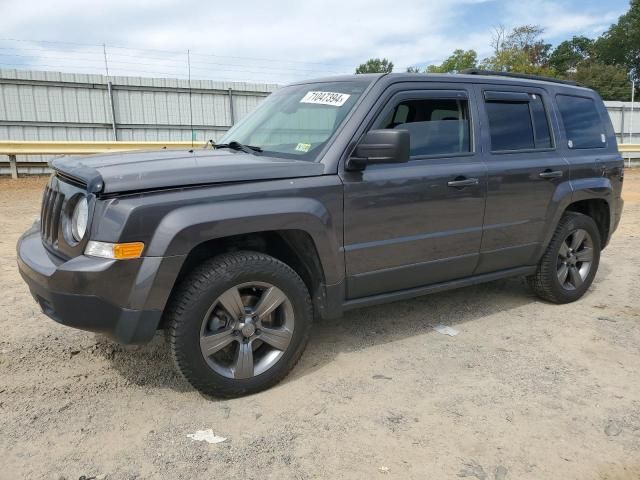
[[17, 71, 624, 396]]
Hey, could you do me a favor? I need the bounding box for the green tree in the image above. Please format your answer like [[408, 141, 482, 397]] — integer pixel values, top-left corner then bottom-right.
[[355, 58, 394, 74], [594, 0, 640, 78], [573, 63, 632, 100], [406, 66, 422, 73], [505, 25, 552, 65], [549, 36, 594, 74], [482, 25, 554, 75], [425, 49, 478, 73]]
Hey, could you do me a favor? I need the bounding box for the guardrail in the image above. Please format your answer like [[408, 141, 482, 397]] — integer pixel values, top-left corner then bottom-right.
[[2, 141, 640, 179], [618, 144, 640, 153], [0, 140, 199, 179], [617, 144, 640, 168]]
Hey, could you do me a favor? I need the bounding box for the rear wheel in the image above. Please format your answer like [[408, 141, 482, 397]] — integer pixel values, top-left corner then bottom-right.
[[528, 212, 601, 304], [167, 251, 312, 397]]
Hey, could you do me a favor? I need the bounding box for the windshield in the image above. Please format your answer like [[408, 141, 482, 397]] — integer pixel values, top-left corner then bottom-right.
[[218, 81, 370, 161]]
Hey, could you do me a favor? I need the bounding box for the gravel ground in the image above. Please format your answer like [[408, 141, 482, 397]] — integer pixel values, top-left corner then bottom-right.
[[1, 172, 639, 480]]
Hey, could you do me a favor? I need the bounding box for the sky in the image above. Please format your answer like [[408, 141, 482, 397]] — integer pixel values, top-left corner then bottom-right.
[[0, 0, 631, 84]]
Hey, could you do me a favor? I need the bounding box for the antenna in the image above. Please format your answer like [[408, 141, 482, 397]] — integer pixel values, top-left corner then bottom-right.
[[188, 49, 194, 148]]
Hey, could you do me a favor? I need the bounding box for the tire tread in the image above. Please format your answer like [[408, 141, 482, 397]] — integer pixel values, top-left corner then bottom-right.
[[527, 212, 600, 304], [166, 251, 312, 397]]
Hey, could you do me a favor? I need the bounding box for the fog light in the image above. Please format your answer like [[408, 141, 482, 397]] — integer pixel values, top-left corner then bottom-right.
[[85, 241, 144, 259]]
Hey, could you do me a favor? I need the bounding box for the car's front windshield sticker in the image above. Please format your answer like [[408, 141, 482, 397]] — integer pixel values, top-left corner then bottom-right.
[[300, 91, 351, 107]]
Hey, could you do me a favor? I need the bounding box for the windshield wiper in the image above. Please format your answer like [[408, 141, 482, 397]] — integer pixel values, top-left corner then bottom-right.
[[214, 140, 262, 154]]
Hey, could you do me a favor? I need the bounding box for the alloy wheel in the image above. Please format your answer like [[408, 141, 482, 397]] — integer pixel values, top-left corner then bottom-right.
[[199, 282, 295, 379], [556, 228, 594, 290]]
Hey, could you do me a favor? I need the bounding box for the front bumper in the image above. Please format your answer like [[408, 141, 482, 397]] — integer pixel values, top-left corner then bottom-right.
[[17, 223, 184, 344]]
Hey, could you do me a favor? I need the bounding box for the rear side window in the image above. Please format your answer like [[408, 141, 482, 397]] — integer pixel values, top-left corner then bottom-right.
[[486, 102, 534, 151], [556, 94, 606, 149], [485, 92, 553, 152], [378, 98, 470, 157]]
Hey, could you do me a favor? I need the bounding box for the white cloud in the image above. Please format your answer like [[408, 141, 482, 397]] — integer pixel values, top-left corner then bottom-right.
[[501, 0, 621, 41], [0, 0, 625, 83]]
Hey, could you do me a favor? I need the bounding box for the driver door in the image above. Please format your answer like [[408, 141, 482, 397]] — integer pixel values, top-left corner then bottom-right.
[[340, 85, 487, 299]]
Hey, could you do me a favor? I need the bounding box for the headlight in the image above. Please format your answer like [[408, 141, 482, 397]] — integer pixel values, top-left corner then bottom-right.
[[71, 196, 88, 242]]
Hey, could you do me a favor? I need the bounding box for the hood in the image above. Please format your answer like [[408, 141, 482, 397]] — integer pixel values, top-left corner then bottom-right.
[[51, 149, 325, 194]]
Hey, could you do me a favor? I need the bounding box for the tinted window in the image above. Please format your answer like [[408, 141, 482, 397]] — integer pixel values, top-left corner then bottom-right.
[[485, 93, 553, 151], [556, 94, 606, 149], [486, 101, 534, 151], [530, 94, 552, 148], [378, 98, 470, 157]]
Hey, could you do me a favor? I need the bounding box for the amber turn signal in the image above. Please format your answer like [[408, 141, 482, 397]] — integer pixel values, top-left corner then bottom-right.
[[85, 240, 145, 260], [113, 242, 145, 259]]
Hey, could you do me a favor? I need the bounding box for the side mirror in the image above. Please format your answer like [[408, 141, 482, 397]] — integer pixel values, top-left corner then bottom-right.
[[347, 129, 410, 170]]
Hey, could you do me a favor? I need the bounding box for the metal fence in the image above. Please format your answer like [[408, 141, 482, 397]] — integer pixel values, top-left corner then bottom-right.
[[1, 69, 639, 175], [604, 101, 640, 146], [0, 69, 277, 175]]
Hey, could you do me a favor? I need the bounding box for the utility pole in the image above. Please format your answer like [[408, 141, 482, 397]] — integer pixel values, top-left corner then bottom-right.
[[630, 77, 635, 144], [103, 43, 118, 141], [188, 49, 194, 147], [102, 43, 110, 77], [628, 71, 636, 167]]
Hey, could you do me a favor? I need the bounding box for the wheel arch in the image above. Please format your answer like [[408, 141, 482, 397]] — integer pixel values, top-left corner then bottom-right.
[[162, 229, 332, 326], [537, 178, 614, 262], [145, 197, 343, 282], [564, 198, 610, 248], [175, 230, 324, 290]]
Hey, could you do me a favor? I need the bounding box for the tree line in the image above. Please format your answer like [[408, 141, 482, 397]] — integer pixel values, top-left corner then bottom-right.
[[355, 0, 639, 100]]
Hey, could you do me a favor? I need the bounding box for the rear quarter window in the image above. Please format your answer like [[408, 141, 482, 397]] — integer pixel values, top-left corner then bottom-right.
[[556, 94, 606, 149]]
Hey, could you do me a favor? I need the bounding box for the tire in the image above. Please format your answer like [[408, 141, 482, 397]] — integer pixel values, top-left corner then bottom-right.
[[527, 212, 601, 304], [166, 251, 313, 397]]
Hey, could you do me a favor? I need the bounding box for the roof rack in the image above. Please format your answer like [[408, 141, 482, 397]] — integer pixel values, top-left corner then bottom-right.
[[460, 69, 582, 87]]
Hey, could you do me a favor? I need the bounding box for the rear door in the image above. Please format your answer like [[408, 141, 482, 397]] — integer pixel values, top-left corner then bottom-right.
[[475, 84, 569, 273], [340, 84, 487, 298]]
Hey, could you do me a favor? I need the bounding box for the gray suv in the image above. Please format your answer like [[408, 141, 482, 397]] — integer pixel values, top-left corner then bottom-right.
[[17, 71, 624, 397]]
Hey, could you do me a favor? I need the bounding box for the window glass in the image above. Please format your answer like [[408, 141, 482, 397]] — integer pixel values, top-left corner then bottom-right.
[[378, 98, 470, 157], [530, 94, 552, 148], [393, 104, 409, 124], [485, 93, 554, 152], [219, 80, 369, 160], [486, 101, 534, 151], [556, 94, 606, 149]]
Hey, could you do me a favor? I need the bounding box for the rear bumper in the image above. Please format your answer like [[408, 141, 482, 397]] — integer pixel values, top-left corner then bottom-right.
[[17, 223, 184, 344], [611, 197, 624, 237], [603, 196, 624, 249]]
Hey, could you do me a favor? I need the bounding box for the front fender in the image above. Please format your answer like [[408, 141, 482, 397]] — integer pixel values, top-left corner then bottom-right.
[[146, 196, 344, 285], [93, 176, 345, 294]]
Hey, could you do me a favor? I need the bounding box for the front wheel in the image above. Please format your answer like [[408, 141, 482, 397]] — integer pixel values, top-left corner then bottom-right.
[[166, 251, 313, 397], [528, 212, 601, 304]]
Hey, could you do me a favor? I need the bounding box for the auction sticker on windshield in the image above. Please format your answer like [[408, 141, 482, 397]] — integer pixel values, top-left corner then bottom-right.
[[300, 91, 351, 107]]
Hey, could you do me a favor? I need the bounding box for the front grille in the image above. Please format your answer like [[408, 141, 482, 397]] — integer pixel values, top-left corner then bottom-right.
[[39, 174, 90, 258], [40, 182, 65, 247]]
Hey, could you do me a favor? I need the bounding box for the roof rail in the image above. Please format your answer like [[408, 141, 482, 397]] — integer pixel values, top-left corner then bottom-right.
[[460, 69, 582, 87]]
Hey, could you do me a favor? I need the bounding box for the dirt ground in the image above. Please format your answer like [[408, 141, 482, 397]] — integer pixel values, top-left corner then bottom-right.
[[1, 172, 639, 480]]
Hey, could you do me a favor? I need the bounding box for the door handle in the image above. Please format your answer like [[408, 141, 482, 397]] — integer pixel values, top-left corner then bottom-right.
[[539, 170, 563, 179], [447, 177, 479, 188]]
